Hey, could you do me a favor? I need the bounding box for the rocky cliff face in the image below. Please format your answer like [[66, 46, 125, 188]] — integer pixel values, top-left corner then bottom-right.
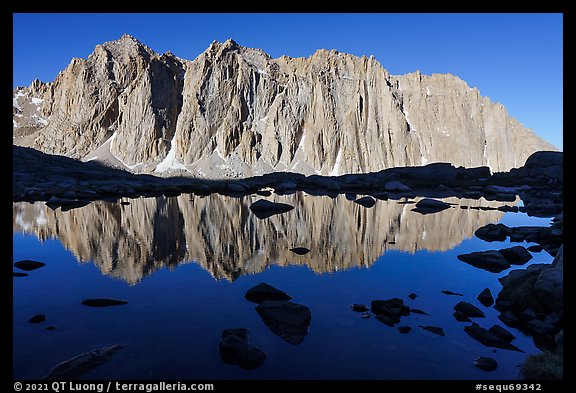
[[13, 194, 506, 284], [13, 34, 556, 178]]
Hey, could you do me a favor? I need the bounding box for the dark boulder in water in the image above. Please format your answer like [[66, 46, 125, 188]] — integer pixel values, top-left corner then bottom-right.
[[219, 329, 267, 370], [457, 250, 511, 273], [29, 314, 46, 323], [398, 326, 412, 334], [412, 198, 451, 214], [419, 326, 445, 336], [473, 357, 498, 371], [498, 246, 533, 265], [464, 323, 523, 352], [249, 199, 294, 219], [81, 298, 128, 307], [351, 304, 369, 312], [441, 290, 464, 296], [256, 300, 311, 345], [477, 288, 495, 307], [454, 301, 486, 318], [13, 272, 29, 277], [354, 196, 376, 208], [290, 247, 310, 255], [245, 283, 292, 304], [14, 259, 46, 271]]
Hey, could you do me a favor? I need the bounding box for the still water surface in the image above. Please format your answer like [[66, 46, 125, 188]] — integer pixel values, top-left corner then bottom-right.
[[13, 193, 553, 379]]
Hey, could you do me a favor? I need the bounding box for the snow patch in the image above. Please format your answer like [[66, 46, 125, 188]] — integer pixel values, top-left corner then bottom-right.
[[86, 156, 99, 162], [342, 76, 353, 80], [13, 119, 18, 128], [13, 98, 21, 110], [421, 154, 428, 165], [38, 118, 48, 126], [329, 148, 343, 176], [155, 135, 189, 173], [36, 209, 48, 226], [257, 68, 269, 76], [404, 110, 416, 132], [31, 97, 43, 105], [426, 86, 431, 96]]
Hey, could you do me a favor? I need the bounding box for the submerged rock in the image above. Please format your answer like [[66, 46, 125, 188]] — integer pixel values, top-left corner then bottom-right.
[[375, 314, 397, 327], [45, 325, 58, 331], [249, 199, 294, 219], [42, 345, 124, 380], [360, 312, 371, 319], [13, 272, 29, 277], [81, 298, 128, 307], [477, 288, 495, 307], [290, 247, 310, 255], [454, 301, 486, 318], [419, 326, 445, 336], [412, 198, 451, 214], [473, 357, 498, 371], [245, 283, 292, 304], [408, 293, 418, 300], [219, 329, 267, 370], [256, 300, 311, 345], [29, 314, 46, 323], [398, 326, 412, 334], [410, 308, 430, 316], [14, 259, 46, 271], [352, 304, 369, 312], [457, 250, 511, 273]]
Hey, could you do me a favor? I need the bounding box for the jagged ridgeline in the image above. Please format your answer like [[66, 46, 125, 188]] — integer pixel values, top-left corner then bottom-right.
[[13, 34, 555, 178]]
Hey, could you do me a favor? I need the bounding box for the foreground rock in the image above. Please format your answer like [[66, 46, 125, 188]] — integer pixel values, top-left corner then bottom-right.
[[473, 357, 498, 371], [249, 200, 294, 219], [477, 288, 494, 307], [245, 283, 292, 304], [457, 251, 511, 273], [464, 323, 523, 352], [14, 259, 46, 271], [256, 300, 311, 345], [454, 302, 486, 318], [81, 298, 128, 307], [412, 198, 451, 214], [42, 345, 124, 380], [219, 329, 267, 370], [495, 245, 563, 351]]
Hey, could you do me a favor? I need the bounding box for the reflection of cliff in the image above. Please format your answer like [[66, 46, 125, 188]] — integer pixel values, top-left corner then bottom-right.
[[13, 194, 506, 284]]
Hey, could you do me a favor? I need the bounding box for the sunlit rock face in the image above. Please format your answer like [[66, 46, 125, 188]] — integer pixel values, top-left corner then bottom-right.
[[13, 194, 507, 284], [13, 35, 555, 178]]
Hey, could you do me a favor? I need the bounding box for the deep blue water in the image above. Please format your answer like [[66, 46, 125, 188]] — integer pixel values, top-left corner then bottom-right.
[[12, 194, 553, 379]]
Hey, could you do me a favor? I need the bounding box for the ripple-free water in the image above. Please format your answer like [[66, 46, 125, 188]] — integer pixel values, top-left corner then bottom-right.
[[12, 193, 554, 379]]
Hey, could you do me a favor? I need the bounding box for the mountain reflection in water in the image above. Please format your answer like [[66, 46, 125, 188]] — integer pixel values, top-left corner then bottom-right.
[[13, 193, 509, 284]]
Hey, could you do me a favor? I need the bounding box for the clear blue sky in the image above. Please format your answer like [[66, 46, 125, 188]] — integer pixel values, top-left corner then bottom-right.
[[13, 13, 563, 149]]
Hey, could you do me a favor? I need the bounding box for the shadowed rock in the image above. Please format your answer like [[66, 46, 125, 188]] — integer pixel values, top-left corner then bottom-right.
[[457, 250, 511, 273], [354, 196, 376, 208], [249, 199, 294, 219], [256, 300, 311, 345], [477, 288, 495, 307], [498, 246, 533, 265], [29, 314, 46, 323], [473, 357, 498, 371], [290, 247, 310, 255], [81, 298, 128, 307], [219, 329, 267, 370], [42, 345, 124, 380], [441, 290, 464, 296], [419, 326, 445, 336], [464, 323, 523, 352], [488, 325, 516, 342], [14, 259, 46, 271], [412, 198, 451, 214], [454, 301, 486, 318], [245, 283, 292, 304]]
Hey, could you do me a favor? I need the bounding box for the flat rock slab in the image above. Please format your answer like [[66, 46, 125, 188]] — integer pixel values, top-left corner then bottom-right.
[[354, 196, 376, 208], [464, 323, 523, 352], [419, 326, 445, 336], [412, 198, 451, 214], [454, 301, 486, 318], [256, 300, 311, 345], [245, 283, 292, 304], [42, 345, 124, 380], [81, 298, 128, 307], [290, 247, 310, 255], [498, 246, 533, 265], [249, 199, 294, 219], [219, 329, 267, 370], [14, 259, 46, 271], [473, 357, 498, 371], [457, 250, 511, 273]]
